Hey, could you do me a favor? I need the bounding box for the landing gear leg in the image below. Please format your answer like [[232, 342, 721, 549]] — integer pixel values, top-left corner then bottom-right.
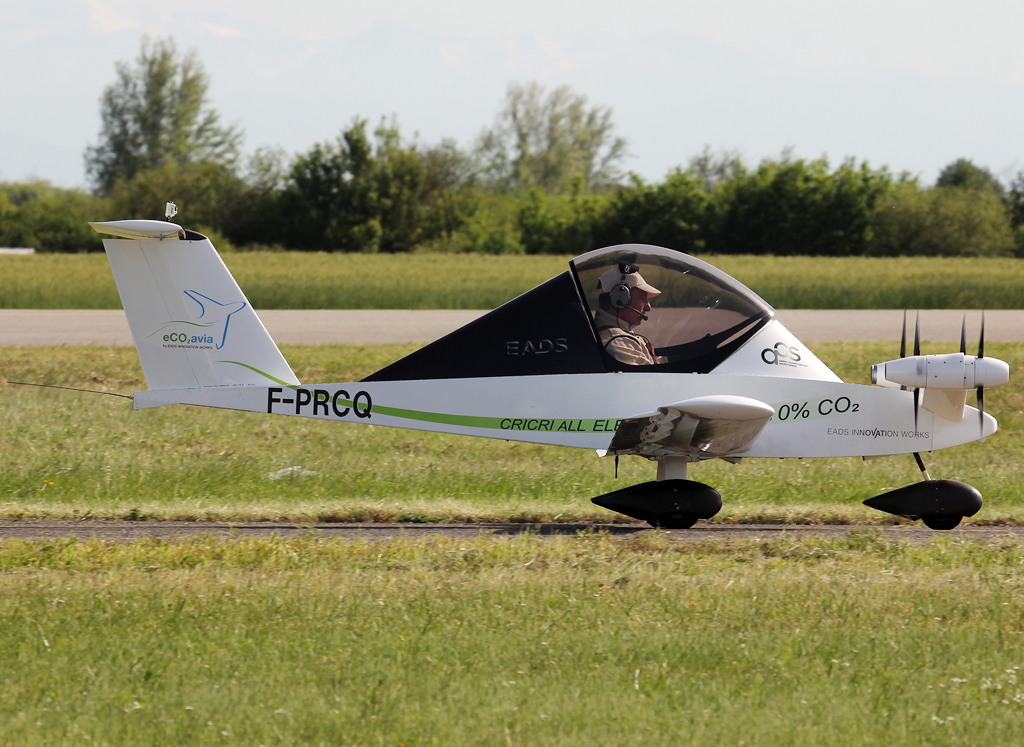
[[656, 457, 688, 482], [913, 452, 931, 481]]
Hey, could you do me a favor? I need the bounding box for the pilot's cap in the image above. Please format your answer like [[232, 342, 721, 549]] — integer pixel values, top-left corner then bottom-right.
[[598, 267, 661, 297]]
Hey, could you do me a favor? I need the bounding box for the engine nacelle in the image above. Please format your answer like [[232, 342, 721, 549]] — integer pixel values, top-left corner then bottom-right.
[[872, 353, 1009, 391]]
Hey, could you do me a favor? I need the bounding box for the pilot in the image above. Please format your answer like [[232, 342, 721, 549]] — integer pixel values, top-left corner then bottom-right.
[[595, 265, 662, 365]]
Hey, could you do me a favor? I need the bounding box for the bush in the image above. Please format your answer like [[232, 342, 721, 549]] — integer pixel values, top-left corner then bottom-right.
[[594, 171, 709, 252], [708, 158, 893, 256], [517, 186, 610, 255], [0, 182, 106, 253], [870, 183, 1015, 257], [106, 160, 248, 230]]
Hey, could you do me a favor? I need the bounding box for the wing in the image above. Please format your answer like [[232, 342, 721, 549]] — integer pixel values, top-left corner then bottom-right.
[[605, 395, 775, 459]]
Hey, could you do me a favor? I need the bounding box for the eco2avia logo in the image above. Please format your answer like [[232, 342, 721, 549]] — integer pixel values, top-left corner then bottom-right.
[[162, 331, 215, 345], [145, 291, 246, 350]]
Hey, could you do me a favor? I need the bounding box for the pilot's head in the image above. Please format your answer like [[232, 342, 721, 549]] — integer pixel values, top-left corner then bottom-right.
[[598, 265, 661, 326]]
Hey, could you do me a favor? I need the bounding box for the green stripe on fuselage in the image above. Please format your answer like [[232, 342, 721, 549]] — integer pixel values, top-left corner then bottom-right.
[[218, 361, 299, 389], [369, 404, 616, 434]]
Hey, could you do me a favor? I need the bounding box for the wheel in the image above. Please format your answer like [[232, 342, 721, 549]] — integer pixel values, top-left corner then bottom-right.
[[648, 514, 699, 529], [922, 515, 962, 531]]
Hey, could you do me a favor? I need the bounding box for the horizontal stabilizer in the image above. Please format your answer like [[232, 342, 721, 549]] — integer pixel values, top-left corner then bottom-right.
[[606, 395, 774, 458], [90, 220, 185, 240]]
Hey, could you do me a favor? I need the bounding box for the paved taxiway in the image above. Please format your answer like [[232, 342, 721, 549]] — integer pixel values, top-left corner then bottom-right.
[[1, 521, 1022, 543], [2, 309, 1023, 346]]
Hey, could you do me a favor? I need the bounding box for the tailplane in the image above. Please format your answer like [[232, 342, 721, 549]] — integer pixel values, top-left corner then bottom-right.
[[90, 220, 299, 391]]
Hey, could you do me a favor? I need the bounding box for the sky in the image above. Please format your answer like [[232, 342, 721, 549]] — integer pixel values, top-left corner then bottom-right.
[[2, 0, 1023, 189]]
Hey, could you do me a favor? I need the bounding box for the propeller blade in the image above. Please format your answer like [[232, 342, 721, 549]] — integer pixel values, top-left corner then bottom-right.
[[900, 310, 907, 359], [978, 310, 985, 359], [977, 312, 985, 433], [911, 313, 921, 428], [960, 314, 967, 355]]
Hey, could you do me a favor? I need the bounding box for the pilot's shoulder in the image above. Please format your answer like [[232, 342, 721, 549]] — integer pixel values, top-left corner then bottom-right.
[[602, 331, 645, 350]]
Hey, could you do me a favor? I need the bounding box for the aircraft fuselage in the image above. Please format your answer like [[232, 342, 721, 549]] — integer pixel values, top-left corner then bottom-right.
[[134, 372, 993, 460]]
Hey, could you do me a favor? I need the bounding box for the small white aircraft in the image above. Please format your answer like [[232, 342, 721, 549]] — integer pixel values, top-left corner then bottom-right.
[[88, 216, 1010, 531]]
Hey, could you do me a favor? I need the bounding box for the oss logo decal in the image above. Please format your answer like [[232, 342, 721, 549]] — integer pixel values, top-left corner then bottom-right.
[[761, 342, 806, 368]]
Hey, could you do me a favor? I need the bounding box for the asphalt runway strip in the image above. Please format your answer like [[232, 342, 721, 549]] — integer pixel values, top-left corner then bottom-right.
[[1, 521, 1022, 543], [3, 309, 1024, 346]]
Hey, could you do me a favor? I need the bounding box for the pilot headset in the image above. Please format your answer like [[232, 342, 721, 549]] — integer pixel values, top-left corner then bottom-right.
[[609, 263, 638, 310]]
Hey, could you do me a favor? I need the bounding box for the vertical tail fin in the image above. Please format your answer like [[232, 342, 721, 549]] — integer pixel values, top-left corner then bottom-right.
[[90, 220, 299, 391]]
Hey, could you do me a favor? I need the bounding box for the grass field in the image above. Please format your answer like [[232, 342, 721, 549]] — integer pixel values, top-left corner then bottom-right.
[[3, 533, 1024, 745], [2, 341, 1021, 524], [2, 252, 1023, 309]]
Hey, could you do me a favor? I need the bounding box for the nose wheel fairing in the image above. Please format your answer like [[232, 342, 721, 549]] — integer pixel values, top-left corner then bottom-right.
[[863, 479, 983, 531]]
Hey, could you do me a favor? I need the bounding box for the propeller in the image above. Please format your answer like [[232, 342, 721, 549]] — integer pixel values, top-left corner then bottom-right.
[[895, 310, 919, 429], [897, 311, 909, 393], [895, 311, 989, 435], [912, 312, 921, 431], [900, 309, 907, 360], [914, 311, 921, 357], [909, 315, 931, 485], [977, 311, 986, 433]]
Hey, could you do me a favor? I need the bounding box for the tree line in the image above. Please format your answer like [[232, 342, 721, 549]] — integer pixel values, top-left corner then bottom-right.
[[2, 37, 1023, 257]]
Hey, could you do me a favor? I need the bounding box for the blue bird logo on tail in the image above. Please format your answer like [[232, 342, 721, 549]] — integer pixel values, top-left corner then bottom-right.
[[144, 292, 248, 349], [183, 291, 247, 350]]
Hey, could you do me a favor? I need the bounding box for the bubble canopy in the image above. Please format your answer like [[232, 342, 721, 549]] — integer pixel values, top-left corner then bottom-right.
[[366, 244, 775, 382], [570, 244, 774, 372]]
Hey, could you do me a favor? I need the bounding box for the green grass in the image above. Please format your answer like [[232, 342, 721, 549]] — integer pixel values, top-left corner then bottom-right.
[[2, 252, 1023, 309], [1, 341, 1022, 524], [2, 533, 1024, 745]]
